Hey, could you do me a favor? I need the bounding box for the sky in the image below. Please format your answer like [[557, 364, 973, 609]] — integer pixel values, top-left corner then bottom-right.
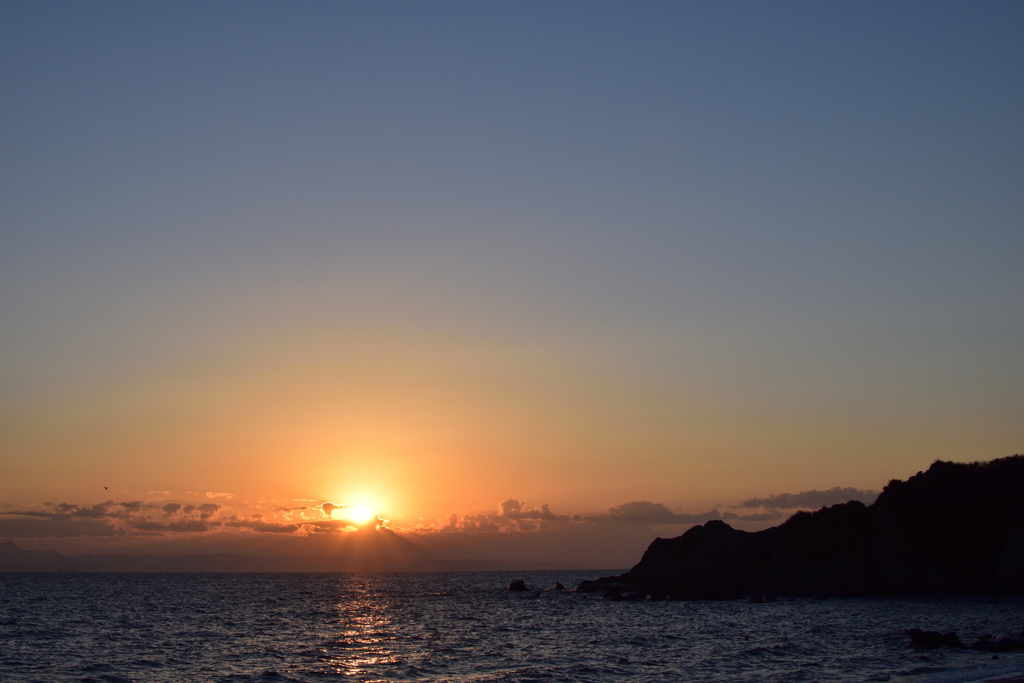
[[1, 1, 1022, 567]]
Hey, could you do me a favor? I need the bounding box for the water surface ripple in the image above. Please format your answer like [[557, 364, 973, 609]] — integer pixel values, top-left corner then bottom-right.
[[1, 572, 1022, 682]]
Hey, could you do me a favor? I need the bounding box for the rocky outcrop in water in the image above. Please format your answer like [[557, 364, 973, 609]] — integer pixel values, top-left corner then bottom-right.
[[907, 629, 1024, 651], [579, 455, 1024, 598], [907, 629, 966, 649]]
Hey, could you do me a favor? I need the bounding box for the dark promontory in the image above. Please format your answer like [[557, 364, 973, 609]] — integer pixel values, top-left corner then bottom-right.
[[580, 455, 1024, 598]]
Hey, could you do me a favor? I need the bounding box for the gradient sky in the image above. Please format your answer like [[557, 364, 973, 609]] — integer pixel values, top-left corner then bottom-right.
[[1, 2, 1022, 563]]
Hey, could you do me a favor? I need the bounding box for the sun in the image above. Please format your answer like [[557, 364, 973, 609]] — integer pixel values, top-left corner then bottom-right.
[[346, 505, 375, 525]]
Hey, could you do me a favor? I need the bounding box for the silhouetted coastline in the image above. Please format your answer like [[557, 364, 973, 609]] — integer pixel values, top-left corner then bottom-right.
[[579, 455, 1024, 598]]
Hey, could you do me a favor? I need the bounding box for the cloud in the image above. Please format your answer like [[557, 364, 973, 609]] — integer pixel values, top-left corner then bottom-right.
[[499, 500, 570, 522], [225, 520, 300, 534], [319, 502, 344, 518], [0, 498, 232, 539], [498, 499, 524, 517], [165, 524, 214, 532], [463, 500, 572, 531], [158, 502, 220, 519], [458, 513, 503, 532], [41, 501, 118, 518], [2, 494, 719, 543], [180, 503, 220, 519], [600, 501, 721, 525], [184, 491, 232, 500], [741, 487, 877, 510], [722, 510, 784, 522], [306, 519, 361, 533], [0, 495, 375, 540], [2, 510, 58, 518], [170, 519, 215, 532], [437, 503, 545, 533], [9, 501, 132, 520], [431, 499, 717, 534]]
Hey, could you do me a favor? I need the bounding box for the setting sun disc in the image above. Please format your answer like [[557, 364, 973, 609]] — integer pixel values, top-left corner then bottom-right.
[[348, 505, 375, 524]]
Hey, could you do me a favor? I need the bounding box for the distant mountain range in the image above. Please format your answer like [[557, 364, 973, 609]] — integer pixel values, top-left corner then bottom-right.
[[580, 455, 1024, 598]]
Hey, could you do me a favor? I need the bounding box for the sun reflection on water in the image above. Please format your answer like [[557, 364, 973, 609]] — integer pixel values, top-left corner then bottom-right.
[[317, 577, 402, 677]]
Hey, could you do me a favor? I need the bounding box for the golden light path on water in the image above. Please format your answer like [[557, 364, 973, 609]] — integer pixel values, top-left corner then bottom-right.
[[320, 578, 401, 677], [4, 573, 1024, 681]]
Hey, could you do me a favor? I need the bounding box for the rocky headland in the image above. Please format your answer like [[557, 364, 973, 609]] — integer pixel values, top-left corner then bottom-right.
[[579, 455, 1024, 598]]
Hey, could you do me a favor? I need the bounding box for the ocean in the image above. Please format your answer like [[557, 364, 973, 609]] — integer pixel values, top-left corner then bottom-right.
[[1, 571, 1022, 683]]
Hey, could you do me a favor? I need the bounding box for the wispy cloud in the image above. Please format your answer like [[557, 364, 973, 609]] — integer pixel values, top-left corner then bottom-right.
[[184, 491, 233, 500]]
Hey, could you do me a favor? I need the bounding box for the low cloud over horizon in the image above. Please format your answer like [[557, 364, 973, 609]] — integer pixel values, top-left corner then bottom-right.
[[740, 487, 878, 510], [0, 483, 880, 546], [0, 484, 897, 568], [0, 497, 378, 541], [717, 486, 879, 524]]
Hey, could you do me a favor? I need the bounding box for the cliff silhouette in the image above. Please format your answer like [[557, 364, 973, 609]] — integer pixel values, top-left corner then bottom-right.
[[580, 456, 1024, 598]]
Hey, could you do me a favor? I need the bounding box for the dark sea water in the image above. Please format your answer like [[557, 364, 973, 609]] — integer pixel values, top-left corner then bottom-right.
[[1, 571, 1023, 683]]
